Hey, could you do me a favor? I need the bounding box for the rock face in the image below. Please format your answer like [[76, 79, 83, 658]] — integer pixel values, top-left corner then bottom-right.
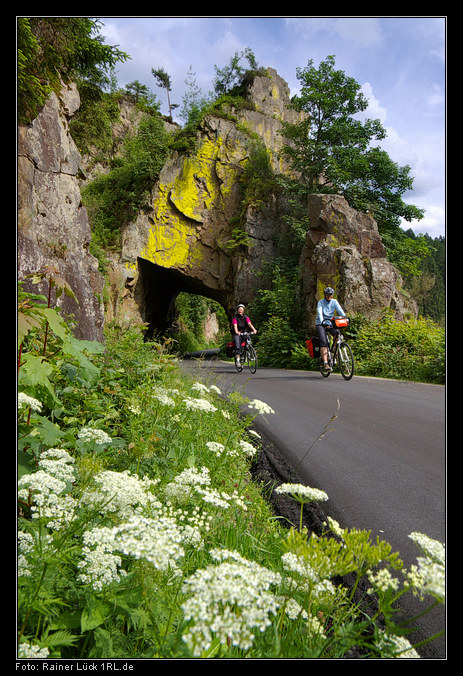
[[119, 68, 306, 334], [17, 68, 416, 343], [299, 194, 417, 328], [18, 84, 105, 341]]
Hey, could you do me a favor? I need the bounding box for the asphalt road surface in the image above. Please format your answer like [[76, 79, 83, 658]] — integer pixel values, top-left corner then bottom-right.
[[182, 358, 446, 658]]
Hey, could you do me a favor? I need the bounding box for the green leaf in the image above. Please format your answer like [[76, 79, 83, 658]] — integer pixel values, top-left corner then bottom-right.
[[18, 450, 36, 478], [81, 603, 109, 632], [18, 353, 59, 406], [18, 311, 41, 347]]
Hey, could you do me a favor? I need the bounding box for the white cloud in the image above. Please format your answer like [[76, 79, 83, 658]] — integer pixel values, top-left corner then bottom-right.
[[360, 82, 387, 123], [402, 204, 445, 237], [284, 17, 383, 47]]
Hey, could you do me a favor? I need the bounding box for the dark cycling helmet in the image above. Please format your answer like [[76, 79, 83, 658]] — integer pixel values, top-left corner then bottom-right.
[[324, 287, 335, 296]]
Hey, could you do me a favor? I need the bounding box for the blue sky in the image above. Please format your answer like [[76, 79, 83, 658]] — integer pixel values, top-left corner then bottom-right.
[[100, 16, 446, 238]]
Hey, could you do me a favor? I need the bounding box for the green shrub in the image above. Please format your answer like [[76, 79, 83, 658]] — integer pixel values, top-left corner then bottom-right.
[[349, 310, 445, 384]]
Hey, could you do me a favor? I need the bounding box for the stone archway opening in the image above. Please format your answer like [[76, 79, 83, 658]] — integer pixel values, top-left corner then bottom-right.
[[136, 257, 231, 340]]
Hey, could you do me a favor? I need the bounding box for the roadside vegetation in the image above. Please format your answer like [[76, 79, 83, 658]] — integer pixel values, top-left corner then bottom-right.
[[17, 276, 444, 659]]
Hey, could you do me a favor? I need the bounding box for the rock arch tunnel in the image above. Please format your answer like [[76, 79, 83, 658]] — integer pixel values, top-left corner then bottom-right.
[[136, 257, 232, 339]]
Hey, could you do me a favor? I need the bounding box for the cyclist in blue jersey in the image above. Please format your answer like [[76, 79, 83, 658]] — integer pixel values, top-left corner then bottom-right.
[[316, 287, 346, 372]]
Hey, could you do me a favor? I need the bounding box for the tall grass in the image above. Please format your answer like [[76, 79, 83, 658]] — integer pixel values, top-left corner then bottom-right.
[[17, 284, 444, 659]]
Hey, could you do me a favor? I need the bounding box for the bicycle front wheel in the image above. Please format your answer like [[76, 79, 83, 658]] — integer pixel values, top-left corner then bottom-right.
[[246, 346, 257, 374], [338, 342, 354, 380]]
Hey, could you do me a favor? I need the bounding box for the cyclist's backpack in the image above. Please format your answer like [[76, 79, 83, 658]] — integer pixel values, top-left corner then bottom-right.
[[226, 341, 235, 357], [306, 337, 320, 358]]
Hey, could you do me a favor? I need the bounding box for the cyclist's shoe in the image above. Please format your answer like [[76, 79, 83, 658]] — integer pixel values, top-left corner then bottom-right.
[[236, 356, 241, 366], [323, 361, 332, 372]]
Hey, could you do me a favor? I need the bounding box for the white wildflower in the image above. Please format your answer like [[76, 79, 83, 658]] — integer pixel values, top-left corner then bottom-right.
[[324, 516, 345, 538], [247, 399, 275, 415], [376, 631, 421, 658], [183, 397, 217, 413], [110, 515, 185, 573], [276, 483, 329, 503], [279, 596, 308, 620], [152, 391, 176, 407], [221, 410, 231, 419], [182, 549, 281, 655], [78, 427, 112, 445], [408, 532, 445, 565], [37, 448, 75, 483], [406, 532, 445, 602], [18, 643, 50, 659], [209, 384, 221, 395], [18, 530, 54, 576], [367, 568, 400, 594], [306, 614, 327, 639], [192, 382, 210, 394], [81, 470, 161, 519], [18, 392, 42, 413], [78, 529, 127, 591], [206, 441, 225, 456], [239, 440, 257, 458], [164, 467, 211, 504], [248, 430, 261, 439], [18, 466, 78, 530], [79, 514, 186, 588]]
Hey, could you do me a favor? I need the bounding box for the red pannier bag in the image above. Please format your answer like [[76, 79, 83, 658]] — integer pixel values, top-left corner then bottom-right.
[[334, 316, 349, 328], [226, 341, 235, 357], [306, 337, 320, 358]]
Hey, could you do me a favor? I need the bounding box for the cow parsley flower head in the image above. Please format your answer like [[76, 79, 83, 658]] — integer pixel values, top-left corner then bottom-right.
[[18, 643, 50, 659], [164, 466, 211, 503], [406, 532, 445, 602], [192, 382, 210, 394], [239, 440, 257, 458], [367, 568, 400, 594], [247, 399, 275, 415], [78, 514, 186, 590], [183, 397, 217, 413], [78, 427, 112, 445], [182, 549, 281, 655], [18, 392, 42, 413], [81, 469, 161, 519], [18, 460, 78, 530], [376, 631, 421, 658], [276, 483, 329, 504], [205, 441, 225, 456]]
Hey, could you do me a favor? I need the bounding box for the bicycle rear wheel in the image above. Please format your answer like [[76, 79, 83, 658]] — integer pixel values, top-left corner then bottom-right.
[[339, 342, 354, 380], [246, 346, 257, 374]]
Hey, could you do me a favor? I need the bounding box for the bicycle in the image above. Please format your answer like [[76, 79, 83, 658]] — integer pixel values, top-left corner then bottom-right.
[[234, 332, 258, 374], [319, 317, 354, 380]]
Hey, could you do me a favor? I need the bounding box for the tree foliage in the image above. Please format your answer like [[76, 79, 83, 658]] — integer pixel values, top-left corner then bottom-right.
[[17, 17, 129, 124], [281, 56, 426, 271]]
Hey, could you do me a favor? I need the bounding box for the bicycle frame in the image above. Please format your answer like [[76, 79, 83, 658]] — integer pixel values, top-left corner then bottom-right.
[[320, 328, 354, 380], [235, 332, 257, 374]]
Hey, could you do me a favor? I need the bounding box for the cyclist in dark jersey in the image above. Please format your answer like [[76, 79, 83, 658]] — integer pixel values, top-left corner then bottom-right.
[[231, 304, 257, 366]]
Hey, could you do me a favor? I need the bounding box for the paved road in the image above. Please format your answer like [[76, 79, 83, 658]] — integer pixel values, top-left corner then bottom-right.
[[182, 359, 446, 657]]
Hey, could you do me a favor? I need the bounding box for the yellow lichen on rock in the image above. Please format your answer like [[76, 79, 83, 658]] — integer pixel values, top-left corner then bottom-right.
[[170, 138, 223, 222], [140, 182, 199, 270]]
